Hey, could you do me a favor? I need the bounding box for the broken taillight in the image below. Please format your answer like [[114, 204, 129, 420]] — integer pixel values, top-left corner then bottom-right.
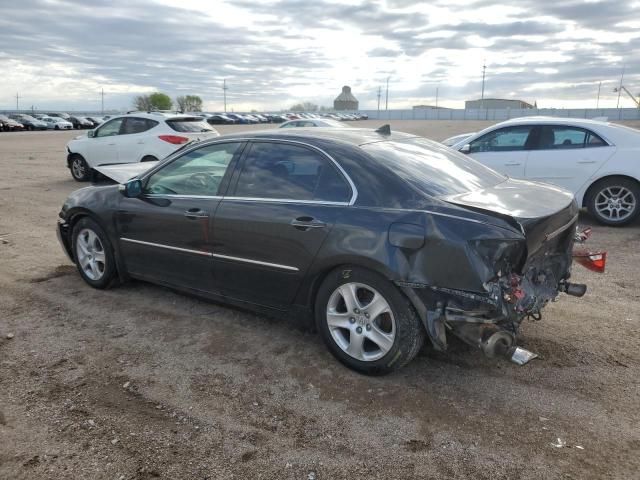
[[158, 134, 190, 144], [573, 250, 606, 273]]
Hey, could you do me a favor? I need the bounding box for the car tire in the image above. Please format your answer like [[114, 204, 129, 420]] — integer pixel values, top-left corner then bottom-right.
[[70, 154, 90, 182], [315, 266, 425, 375], [586, 177, 640, 226], [71, 217, 117, 289], [140, 155, 158, 162]]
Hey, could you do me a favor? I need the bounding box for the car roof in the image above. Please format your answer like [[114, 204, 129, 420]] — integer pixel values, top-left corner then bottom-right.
[[492, 116, 613, 128], [221, 126, 418, 146], [122, 111, 203, 120]]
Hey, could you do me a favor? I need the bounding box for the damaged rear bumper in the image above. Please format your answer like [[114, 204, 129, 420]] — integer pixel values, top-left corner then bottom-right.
[[398, 262, 586, 365]]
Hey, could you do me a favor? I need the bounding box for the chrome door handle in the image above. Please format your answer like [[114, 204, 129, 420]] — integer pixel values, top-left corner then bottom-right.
[[578, 160, 596, 164], [291, 217, 327, 230], [184, 208, 208, 219], [505, 162, 521, 166]]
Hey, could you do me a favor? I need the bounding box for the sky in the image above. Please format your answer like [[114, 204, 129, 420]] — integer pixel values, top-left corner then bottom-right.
[[0, 0, 639, 112]]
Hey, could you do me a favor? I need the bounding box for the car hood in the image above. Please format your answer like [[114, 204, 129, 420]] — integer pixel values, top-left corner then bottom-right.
[[94, 162, 159, 183]]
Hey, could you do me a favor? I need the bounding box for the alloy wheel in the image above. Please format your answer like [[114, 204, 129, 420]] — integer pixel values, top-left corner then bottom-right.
[[594, 186, 636, 222], [75, 228, 106, 281], [326, 282, 396, 362], [72, 158, 85, 179]]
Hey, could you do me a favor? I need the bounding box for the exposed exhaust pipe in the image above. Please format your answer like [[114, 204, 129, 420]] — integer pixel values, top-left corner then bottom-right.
[[447, 317, 539, 365]]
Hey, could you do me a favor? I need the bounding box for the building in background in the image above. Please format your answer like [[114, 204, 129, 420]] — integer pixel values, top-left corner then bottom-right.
[[465, 98, 534, 109], [334, 86, 359, 110]]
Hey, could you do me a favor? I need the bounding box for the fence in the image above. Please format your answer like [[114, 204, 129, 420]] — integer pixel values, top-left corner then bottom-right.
[[357, 108, 640, 121]]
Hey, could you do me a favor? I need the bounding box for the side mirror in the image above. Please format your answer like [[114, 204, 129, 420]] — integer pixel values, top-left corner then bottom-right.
[[88, 130, 95, 138], [459, 144, 471, 154], [118, 179, 143, 198]]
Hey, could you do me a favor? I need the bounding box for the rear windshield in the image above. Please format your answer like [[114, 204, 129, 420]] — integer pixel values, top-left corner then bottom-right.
[[166, 117, 215, 133], [362, 137, 506, 197]]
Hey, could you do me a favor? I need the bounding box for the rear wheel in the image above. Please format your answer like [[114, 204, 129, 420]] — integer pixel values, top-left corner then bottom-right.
[[70, 154, 90, 182], [315, 266, 425, 374], [587, 177, 639, 226], [71, 217, 117, 289], [141, 155, 158, 162]]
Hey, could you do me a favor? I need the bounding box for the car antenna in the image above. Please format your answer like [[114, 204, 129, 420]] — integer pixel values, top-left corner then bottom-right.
[[375, 124, 391, 135]]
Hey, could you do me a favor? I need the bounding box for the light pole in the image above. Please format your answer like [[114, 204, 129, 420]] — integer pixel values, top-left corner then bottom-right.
[[435, 85, 439, 109], [616, 65, 625, 109], [101, 88, 104, 114], [385, 76, 389, 111], [480, 62, 486, 109], [222, 79, 228, 112], [377, 86, 381, 117], [596, 81, 601, 109]]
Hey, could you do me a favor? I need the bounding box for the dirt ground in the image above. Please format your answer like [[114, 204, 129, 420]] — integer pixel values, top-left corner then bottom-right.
[[1, 121, 639, 479]]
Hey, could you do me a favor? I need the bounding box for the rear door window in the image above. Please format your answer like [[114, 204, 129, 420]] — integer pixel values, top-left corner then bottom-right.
[[122, 117, 158, 135], [166, 117, 215, 133], [469, 126, 536, 153], [233, 142, 351, 202], [537, 126, 607, 149]]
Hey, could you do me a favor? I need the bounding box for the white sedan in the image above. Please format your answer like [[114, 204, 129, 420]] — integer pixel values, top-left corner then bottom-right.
[[42, 116, 73, 130], [66, 112, 219, 181], [452, 117, 640, 225]]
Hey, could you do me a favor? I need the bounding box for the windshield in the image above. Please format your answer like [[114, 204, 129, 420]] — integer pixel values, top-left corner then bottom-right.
[[166, 117, 215, 133], [362, 137, 506, 197]]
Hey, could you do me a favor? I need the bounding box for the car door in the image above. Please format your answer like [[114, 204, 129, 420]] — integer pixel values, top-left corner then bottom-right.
[[115, 141, 246, 292], [212, 140, 354, 309], [465, 125, 537, 178], [116, 117, 159, 163], [524, 125, 615, 193], [88, 118, 125, 166]]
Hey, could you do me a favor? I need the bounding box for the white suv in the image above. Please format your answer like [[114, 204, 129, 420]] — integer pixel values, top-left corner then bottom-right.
[[66, 112, 219, 181]]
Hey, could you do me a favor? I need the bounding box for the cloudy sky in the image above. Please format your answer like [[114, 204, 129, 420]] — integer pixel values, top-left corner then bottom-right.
[[1, 0, 639, 112]]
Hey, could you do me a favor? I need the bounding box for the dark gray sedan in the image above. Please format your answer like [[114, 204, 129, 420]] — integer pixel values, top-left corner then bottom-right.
[[57, 127, 587, 373]]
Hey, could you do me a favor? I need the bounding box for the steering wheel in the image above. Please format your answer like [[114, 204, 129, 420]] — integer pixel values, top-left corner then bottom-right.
[[185, 172, 213, 193]]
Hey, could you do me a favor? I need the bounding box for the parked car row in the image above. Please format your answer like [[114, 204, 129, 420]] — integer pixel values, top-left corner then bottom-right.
[[0, 112, 108, 131], [197, 111, 368, 125]]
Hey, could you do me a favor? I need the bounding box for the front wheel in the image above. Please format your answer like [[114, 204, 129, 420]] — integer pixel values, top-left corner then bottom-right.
[[70, 154, 90, 182], [71, 217, 117, 289], [587, 177, 640, 226], [315, 266, 425, 375]]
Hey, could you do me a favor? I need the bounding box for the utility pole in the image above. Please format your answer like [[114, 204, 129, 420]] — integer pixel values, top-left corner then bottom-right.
[[101, 88, 104, 114], [377, 86, 381, 115], [616, 65, 625, 108], [596, 81, 601, 109], [222, 79, 228, 112], [480, 62, 486, 109], [385, 76, 389, 110], [16, 92, 20, 111]]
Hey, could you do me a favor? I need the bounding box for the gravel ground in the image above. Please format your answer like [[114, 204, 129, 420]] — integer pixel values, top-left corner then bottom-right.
[[1, 121, 639, 479]]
